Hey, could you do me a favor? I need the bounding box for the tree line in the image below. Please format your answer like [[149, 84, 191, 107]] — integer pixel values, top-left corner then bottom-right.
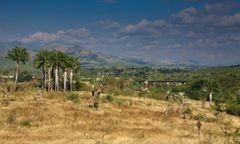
[[6, 46, 80, 92]]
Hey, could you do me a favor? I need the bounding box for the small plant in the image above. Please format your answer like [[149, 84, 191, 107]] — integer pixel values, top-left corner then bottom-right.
[[1, 98, 10, 106], [194, 113, 207, 121], [222, 122, 240, 144], [137, 131, 145, 139], [102, 95, 114, 103], [165, 104, 176, 117], [46, 93, 56, 99], [200, 132, 216, 144], [66, 93, 80, 103], [115, 98, 126, 106], [184, 107, 192, 116], [20, 118, 32, 127], [7, 109, 17, 124], [232, 128, 240, 144]]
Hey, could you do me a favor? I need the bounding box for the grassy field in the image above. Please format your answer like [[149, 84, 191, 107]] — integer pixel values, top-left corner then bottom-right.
[[0, 91, 239, 144]]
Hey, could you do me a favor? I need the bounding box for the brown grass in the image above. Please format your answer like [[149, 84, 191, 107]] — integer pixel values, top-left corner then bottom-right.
[[0, 91, 239, 144]]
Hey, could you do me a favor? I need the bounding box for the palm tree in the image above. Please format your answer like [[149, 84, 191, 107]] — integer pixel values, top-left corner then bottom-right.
[[34, 50, 51, 90], [67, 56, 80, 91], [6, 46, 29, 91], [205, 80, 221, 105], [63, 55, 70, 92], [50, 51, 66, 92]]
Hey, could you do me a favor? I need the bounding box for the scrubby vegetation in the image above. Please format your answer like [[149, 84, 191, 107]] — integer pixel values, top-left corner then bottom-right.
[[0, 47, 240, 143]]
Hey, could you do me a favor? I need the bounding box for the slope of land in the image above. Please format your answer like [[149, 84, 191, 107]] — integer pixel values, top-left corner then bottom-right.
[[0, 91, 239, 144]]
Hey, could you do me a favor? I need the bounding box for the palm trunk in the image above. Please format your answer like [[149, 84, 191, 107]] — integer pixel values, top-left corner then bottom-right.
[[48, 67, 52, 92], [70, 69, 73, 91], [45, 70, 47, 90], [55, 67, 59, 92], [42, 67, 45, 90], [14, 61, 19, 91], [64, 69, 67, 92], [209, 91, 213, 105]]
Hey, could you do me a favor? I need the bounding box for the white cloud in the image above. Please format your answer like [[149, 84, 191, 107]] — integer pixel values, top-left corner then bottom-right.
[[21, 32, 57, 43], [217, 13, 240, 27], [21, 28, 90, 43], [173, 7, 197, 24], [173, 7, 240, 28], [116, 19, 167, 37], [98, 20, 121, 29]]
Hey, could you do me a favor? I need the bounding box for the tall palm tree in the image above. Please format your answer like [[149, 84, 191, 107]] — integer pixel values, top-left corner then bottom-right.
[[67, 56, 80, 91], [63, 55, 70, 92], [50, 51, 66, 92], [34, 50, 51, 90], [6, 46, 29, 91], [205, 80, 221, 105]]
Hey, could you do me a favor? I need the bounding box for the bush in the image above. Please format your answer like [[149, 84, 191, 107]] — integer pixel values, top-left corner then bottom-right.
[[226, 104, 240, 116], [1, 98, 10, 106], [20, 118, 32, 127], [232, 128, 240, 144], [194, 113, 207, 121], [185, 80, 208, 100], [184, 107, 193, 116], [7, 109, 17, 124], [66, 93, 80, 103], [102, 95, 114, 103], [18, 70, 33, 82], [74, 81, 91, 91]]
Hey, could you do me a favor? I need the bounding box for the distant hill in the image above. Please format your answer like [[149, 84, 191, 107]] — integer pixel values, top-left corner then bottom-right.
[[0, 41, 205, 68]]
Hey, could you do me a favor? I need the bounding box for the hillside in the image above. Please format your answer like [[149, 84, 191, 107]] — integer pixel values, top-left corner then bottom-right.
[[0, 91, 239, 144]]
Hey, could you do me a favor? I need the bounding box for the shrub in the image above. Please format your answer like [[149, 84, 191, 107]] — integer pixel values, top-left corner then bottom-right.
[[194, 113, 207, 121], [102, 95, 114, 103], [226, 104, 240, 116], [232, 128, 240, 144], [1, 98, 10, 106], [66, 93, 80, 103], [20, 118, 32, 127], [184, 107, 193, 116], [115, 98, 127, 106], [200, 132, 216, 144], [7, 109, 17, 124], [74, 81, 91, 91], [18, 70, 33, 82], [165, 105, 176, 117], [138, 92, 145, 98]]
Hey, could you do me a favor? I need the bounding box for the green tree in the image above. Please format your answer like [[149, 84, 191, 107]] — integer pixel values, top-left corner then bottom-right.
[[205, 79, 221, 105], [50, 51, 66, 92], [34, 50, 51, 90], [6, 46, 30, 91], [67, 56, 80, 91]]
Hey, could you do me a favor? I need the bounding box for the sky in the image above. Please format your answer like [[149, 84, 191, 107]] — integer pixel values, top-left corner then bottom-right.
[[0, 0, 240, 65]]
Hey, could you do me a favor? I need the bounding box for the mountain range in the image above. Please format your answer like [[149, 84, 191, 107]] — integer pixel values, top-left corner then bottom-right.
[[0, 41, 204, 68]]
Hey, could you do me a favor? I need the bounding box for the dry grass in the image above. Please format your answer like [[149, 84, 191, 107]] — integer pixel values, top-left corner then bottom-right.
[[0, 91, 239, 144]]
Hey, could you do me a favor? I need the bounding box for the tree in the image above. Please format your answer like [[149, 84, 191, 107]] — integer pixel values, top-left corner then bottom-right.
[[67, 56, 80, 91], [205, 80, 221, 105], [50, 51, 66, 92], [63, 55, 70, 92], [6, 46, 29, 91], [34, 50, 51, 90]]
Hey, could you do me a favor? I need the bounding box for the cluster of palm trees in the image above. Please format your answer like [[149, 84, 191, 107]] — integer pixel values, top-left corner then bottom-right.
[[34, 50, 80, 92], [6, 46, 80, 92]]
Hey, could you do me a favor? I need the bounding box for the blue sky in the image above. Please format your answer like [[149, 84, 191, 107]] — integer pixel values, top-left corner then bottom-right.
[[0, 0, 240, 65]]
